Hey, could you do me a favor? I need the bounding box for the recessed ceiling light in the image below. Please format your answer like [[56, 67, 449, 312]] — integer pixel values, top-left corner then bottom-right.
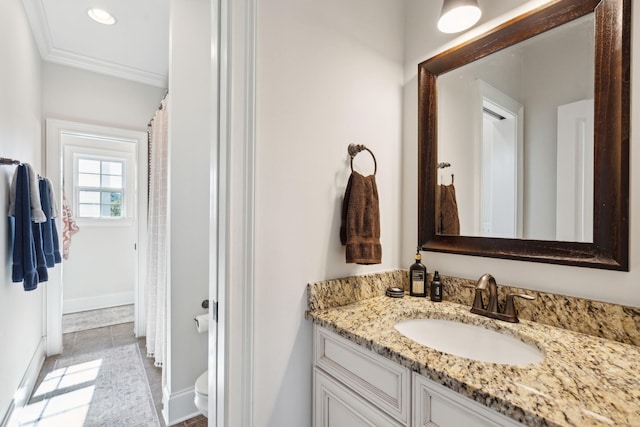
[[87, 8, 116, 25]]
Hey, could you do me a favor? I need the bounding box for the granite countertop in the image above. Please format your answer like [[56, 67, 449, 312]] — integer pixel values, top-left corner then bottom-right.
[[307, 295, 640, 427]]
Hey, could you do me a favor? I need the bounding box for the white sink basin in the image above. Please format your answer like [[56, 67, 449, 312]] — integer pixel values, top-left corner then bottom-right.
[[394, 318, 544, 365]]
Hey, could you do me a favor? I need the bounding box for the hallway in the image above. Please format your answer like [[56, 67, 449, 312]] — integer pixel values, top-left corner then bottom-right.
[[14, 324, 206, 427]]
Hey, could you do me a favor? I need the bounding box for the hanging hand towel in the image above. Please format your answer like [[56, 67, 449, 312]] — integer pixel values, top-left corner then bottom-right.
[[8, 163, 46, 223], [9, 164, 40, 290], [62, 193, 80, 260], [38, 178, 57, 268], [46, 178, 59, 218], [340, 171, 382, 264], [439, 184, 460, 235], [45, 179, 62, 263], [31, 213, 49, 283]]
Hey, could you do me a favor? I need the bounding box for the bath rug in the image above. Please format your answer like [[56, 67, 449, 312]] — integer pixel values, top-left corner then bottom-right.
[[62, 305, 135, 334], [22, 344, 160, 426]]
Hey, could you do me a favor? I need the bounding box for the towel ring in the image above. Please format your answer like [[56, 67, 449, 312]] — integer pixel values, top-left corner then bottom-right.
[[348, 143, 377, 175]]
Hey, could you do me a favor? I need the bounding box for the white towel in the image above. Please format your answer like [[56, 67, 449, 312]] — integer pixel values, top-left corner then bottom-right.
[[46, 178, 59, 218], [8, 163, 46, 223]]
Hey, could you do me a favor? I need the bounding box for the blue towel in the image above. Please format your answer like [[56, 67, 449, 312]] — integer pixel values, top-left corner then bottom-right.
[[45, 178, 62, 263], [52, 220, 62, 264], [32, 219, 49, 282], [39, 178, 56, 268], [11, 165, 39, 291]]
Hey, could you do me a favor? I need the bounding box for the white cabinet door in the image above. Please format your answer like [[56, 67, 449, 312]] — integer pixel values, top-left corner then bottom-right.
[[314, 326, 410, 424], [413, 373, 525, 427], [314, 368, 404, 427]]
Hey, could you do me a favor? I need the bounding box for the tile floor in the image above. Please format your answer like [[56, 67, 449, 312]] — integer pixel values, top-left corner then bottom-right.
[[32, 323, 207, 427]]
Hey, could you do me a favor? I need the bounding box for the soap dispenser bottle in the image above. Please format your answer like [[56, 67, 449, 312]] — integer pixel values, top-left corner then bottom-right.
[[430, 271, 442, 302], [409, 247, 427, 297]]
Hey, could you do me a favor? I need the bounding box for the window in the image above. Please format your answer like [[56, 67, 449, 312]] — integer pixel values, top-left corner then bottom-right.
[[76, 157, 125, 219]]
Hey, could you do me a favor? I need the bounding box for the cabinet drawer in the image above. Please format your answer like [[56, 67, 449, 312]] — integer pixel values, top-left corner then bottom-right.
[[413, 373, 525, 427], [314, 368, 404, 427], [314, 325, 410, 425]]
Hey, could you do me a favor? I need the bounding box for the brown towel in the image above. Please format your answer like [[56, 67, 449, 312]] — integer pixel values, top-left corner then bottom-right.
[[439, 184, 460, 235], [340, 171, 382, 264]]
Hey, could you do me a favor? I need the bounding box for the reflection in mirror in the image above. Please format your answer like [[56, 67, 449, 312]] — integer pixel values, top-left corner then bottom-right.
[[437, 13, 594, 242], [418, 0, 629, 270]]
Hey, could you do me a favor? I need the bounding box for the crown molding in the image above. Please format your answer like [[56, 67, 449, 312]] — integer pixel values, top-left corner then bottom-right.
[[45, 47, 167, 88], [21, 0, 168, 88], [22, 0, 52, 56]]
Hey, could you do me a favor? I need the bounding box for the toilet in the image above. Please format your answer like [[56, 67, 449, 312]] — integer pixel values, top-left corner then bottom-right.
[[194, 370, 208, 417]]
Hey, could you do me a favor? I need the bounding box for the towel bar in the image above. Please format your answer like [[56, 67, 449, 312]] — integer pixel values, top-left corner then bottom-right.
[[1, 157, 20, 165]]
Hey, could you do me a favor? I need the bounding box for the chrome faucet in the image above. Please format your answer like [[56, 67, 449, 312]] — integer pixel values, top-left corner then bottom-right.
[[463, 274, 534, 323]]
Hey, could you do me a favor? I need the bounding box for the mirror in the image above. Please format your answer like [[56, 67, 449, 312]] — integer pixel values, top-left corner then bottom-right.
[[418, 0, 629, 270], [438, 14, 594, 241]]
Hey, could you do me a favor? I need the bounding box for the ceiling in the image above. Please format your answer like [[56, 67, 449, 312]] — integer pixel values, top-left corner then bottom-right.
[[22, 0, 169, 88]]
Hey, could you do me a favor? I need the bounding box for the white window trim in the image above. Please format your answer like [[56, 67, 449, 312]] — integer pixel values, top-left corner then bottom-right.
[[64, 144, 136, 227], [75, 155, 127, 221]]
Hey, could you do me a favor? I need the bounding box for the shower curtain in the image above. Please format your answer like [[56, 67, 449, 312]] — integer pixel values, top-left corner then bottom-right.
[[146, 95, 169, 368]]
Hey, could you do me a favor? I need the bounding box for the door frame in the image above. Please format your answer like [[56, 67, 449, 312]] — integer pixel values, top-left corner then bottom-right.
[[210, 0, 257, 423], [44, 119, 148, 355]]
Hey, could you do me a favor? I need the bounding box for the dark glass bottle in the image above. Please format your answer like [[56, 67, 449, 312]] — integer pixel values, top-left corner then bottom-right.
[[430, 270, 442, 302], [409, 248, 427, 297]]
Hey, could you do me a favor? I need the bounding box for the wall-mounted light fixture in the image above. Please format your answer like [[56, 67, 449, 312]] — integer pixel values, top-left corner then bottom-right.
[[437, 0, 481, 33]]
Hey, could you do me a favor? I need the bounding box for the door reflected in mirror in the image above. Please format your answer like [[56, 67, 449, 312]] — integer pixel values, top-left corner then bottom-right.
[[437, 13, 594, 242]]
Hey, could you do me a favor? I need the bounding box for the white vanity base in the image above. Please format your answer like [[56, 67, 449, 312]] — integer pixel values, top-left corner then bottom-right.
[[313, 324, 525, 427]]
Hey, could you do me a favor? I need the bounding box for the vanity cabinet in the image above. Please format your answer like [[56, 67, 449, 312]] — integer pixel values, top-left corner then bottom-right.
[[313, 325, 410, 426], [413, 373, 524, 427], [314, 368, 405, 426], [313, 325, 525, 427]]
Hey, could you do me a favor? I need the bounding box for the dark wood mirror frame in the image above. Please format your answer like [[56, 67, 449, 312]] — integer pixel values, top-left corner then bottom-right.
[[418, 0, 630, 270]]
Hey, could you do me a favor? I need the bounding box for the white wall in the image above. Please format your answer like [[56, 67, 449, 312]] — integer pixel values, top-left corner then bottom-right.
[[165, 0, 210, 422], [43, 62, 165, 133], [255, 0, 405, 425], [402, 0, 640, 307], [0, 0, 44, 420]]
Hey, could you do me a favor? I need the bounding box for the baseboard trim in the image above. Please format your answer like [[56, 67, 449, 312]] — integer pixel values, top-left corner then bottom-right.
[[162, 386, 200, 426], [1, 337, 46, 427], [63, 291, 134, 314]]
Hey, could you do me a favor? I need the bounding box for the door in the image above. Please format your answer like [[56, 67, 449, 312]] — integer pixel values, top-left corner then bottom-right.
[[61, 137, 137, 320], [555, 99, 594, 242], [474, 80, 524, 239], [45, 119, 148, 355]]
